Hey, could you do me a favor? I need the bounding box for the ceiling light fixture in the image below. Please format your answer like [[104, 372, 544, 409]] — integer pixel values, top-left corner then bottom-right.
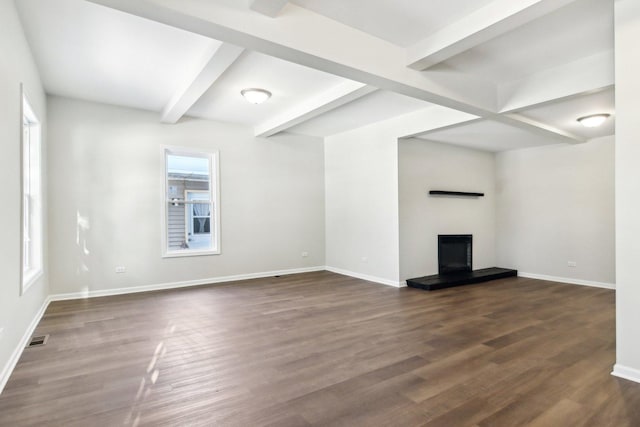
[[577, 113, 610, 128], [241, 88, 272, 104]]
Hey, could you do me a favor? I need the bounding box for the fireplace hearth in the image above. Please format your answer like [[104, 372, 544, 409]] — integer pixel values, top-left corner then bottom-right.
[[406, 234, 517, 291]]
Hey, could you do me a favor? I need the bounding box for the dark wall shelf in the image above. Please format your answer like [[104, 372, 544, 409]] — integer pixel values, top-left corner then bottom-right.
[[429, 190, 484, 197]]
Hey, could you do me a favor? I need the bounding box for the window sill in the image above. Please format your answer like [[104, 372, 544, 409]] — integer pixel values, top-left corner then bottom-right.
[[162, 249, 220, 259]]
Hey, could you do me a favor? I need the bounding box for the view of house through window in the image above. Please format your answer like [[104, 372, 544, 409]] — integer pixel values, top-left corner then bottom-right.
[[164, 149, 219, 256], [22, 91, 43, 293]]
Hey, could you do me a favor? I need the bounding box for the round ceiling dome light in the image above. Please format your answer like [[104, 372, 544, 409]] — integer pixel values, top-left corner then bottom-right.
[[577, 113, 610, 128], [241, 88, 272, 104]]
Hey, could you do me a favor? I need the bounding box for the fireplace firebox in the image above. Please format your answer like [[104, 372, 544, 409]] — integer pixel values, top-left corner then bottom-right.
[[438, 234, 472, 275]]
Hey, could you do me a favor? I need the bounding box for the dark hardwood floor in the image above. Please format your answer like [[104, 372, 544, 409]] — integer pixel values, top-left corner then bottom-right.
[[1, 271, 639, 426]]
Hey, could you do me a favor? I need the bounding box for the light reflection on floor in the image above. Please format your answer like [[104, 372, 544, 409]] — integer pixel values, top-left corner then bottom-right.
[[124, 322, 175, 427]]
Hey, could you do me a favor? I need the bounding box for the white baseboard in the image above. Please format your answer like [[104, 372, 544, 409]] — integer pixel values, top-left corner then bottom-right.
[[325, 266, 405, 288], [612, 364, 640, 384], [50, 266, 327, 301], [518, 272, 615, 290], [0, 295, 52, 395]]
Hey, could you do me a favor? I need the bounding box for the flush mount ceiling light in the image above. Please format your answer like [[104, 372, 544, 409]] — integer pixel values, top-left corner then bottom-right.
[[240, 88, 272, 104], [577, 113, 610, 128]]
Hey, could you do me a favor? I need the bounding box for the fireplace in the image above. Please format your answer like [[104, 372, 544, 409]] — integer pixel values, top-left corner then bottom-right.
[[438, 234, 472, 275], [407, 234, 516, 290]]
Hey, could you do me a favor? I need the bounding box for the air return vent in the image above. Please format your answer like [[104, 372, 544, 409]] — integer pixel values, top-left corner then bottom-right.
[[27, 335, 49, 347]]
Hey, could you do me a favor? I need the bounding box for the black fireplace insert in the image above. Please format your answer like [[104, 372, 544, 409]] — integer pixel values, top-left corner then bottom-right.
[[438, 234, 472, 275]]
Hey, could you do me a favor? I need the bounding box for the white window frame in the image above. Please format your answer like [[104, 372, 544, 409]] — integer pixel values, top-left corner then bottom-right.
[[161, 146, 220, 258], [21, 88, 43, 294]]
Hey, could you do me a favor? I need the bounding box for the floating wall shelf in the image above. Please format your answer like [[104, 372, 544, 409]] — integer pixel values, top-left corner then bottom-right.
[[429, 190, 485, 197]]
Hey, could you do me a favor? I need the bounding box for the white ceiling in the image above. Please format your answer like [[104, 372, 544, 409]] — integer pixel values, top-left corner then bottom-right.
[[15, 0, 616, 152], [415, 88, 615, 152], [443, 0, 614, 84], [186, 51, 349, 127], [416, 120, 560, 152], [519, 88, 615, 140], [16, 0, 219, 112], [289, 0, 497, 47], [289, 91, 432, 137]]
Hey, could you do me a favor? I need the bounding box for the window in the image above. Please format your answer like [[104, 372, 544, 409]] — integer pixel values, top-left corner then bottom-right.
[[21, 91, 43, 293], [162, 148, 220, 257]]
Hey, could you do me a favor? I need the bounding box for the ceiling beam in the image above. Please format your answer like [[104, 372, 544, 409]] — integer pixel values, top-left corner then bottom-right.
[[161, 42, 244, 124], [322, 105, 478, 140], [84, 0, 496, 114], [255, 82, 376, 137], [497, 113, 586, 144], [404, 117, 484, 140], [498, 50, 614, 113], [407, 0, 578, 71], [393, 107, 584, 144], [249, 0, 289, 18], [86, 0, 583, 143], [394, 107, 480, 139], [317, 104, 480, 142], [392, 105, 584, 144]]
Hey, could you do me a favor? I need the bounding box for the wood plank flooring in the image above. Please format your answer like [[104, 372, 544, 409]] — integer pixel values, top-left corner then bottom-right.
[[1, 271, 639, 426]]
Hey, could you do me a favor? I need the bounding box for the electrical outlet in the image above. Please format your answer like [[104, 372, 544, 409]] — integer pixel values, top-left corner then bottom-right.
[[568, 261, 577, 268], [301, 251, 309, 258], [115, 266, 126, 273]]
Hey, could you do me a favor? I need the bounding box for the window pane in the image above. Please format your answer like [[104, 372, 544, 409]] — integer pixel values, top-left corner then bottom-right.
[[165, 152, 216, 254], [167, 155, 210, 191], [167, 201, 188, 250], [22, 93, 43, 292]]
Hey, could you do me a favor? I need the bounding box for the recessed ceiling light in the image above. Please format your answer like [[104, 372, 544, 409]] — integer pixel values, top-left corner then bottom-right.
[[577, 113, 610, 128], [241, 88, 272, 104]]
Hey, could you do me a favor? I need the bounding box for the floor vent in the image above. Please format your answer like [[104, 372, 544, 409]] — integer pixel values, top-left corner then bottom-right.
[[27, 335, 49, 347]]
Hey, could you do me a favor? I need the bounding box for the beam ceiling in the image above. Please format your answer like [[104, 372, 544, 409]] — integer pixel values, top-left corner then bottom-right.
[[255, 82, 376, 137], [161, 43, 244, 124], [86, 0, 608, 143], [406, 0, 579, 71]]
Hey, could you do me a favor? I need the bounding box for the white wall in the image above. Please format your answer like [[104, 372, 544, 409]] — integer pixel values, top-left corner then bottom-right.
[[0, 0, 49, 390], [324, 126, 400, 286], [496, 136, 615, 286], [47, 96, 325, 295], [614, 0, 640, 382], [399, 139, 496, 280]]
